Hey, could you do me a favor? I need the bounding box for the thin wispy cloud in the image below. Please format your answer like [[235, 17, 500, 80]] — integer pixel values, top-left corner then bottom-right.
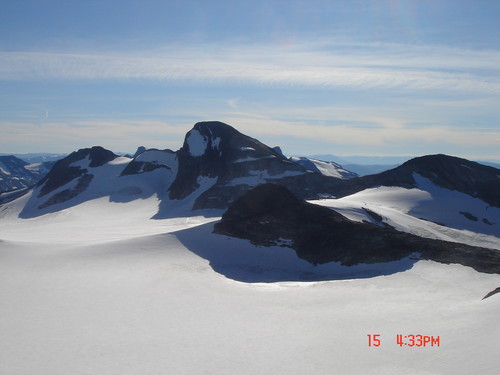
[[220, 114, 500, 148], [2, 112, 497, 157], [1, 41, 500, 93], [0, 119, 191, 153]]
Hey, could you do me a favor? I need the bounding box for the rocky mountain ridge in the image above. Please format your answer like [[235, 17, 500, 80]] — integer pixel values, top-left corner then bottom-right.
[[2, 121, 499, 224]]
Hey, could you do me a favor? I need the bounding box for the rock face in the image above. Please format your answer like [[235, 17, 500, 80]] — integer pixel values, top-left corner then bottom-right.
[[482, 287, 500, 300], [37, 146, 117, 197], [33, 146, 118, 209], [214, 184, 500, 273], [168, 121, 310, 209]]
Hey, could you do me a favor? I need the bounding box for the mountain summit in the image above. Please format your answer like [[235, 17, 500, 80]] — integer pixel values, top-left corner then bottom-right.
[[332, 154, 500, 208], [169, 121, 308, 208]]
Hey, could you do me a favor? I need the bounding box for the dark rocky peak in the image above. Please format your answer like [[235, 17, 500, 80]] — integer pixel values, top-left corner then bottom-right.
[[219, 183, 314, 222], [0, 155, 28, 169], [400, 154, 498, 185], [386, 154, 500, 207], [133, 146, 147, 158], [272, 146, 285, 158], [50, 146, 116, 169], [169, 121, 306, 201], [182, 121, 285, 160], [329, 154, 500, 208], [87, 146, 118, 167], [214, 184, 500, 273], [218, 183, 347, 222], [36, 146, 117, 197]]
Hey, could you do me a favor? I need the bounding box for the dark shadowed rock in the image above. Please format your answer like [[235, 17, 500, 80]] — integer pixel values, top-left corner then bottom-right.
[[34, 146, 117, 207], [168, 121, 308, 207], [482, 287, 500, 300], [87, 146, 117, 168], [133, 146, 147, 158], [272, 146, 285, 158], [214, 184, 500, 273], [38, 174, 94, 209]]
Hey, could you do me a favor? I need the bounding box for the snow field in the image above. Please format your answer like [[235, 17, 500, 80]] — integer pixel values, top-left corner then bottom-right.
[[1, 233, 499, 375], [1, 171, 500, 374], [1, 199, 500, 374]]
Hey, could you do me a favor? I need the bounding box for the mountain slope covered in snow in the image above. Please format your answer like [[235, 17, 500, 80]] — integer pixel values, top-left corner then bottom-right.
[[289, 156, 357, 178], [1, 179, 499, 375], [0, 155, 58, 193]]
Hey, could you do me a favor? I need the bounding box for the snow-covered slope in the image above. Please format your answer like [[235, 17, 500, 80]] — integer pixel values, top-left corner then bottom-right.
[[290, 156, 357, 178], [14, 146, 193, 220], [313, 173, 500, 250], [332, 154, 500, 208], [1, 192, 499, 374]]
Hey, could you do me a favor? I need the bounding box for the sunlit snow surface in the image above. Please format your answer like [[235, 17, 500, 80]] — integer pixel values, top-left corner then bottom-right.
[[313, 174, 500, 250], [186, 129, 208, 156], [1, 181, 500, 374]]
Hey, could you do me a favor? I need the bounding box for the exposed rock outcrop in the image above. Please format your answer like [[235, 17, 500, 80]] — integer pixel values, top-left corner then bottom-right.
[[214, 184, 500, 273], [35, 146, 118, 206], [482, 287, 500, 300], [168, 121, 310, 209]]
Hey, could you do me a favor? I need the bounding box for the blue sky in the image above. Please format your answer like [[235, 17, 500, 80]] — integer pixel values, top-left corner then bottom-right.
[[1, 0, 499, 161]]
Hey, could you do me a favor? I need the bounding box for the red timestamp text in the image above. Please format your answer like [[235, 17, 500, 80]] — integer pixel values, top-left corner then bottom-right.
[[367, 334, 440, 347]]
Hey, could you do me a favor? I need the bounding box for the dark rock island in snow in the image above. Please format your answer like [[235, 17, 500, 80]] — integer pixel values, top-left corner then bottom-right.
[[214, 184, 500, 273]]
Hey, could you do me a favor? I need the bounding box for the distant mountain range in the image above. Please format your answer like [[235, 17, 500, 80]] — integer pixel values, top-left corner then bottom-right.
[[0, 155, 58, 193], [306, 153, 500, 176]]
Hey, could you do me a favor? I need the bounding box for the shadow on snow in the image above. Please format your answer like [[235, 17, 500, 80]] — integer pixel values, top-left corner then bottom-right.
[[173, 222, 419, 283]]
